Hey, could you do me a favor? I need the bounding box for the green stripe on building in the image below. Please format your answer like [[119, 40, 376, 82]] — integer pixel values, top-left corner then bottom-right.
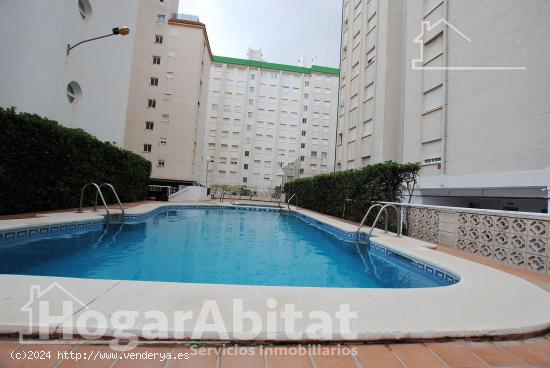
[[212, 56, 339, 76]]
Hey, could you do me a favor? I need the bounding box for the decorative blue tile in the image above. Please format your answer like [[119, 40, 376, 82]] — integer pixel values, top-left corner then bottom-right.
[[39, 228, 49, 234], [50, 226, 59, 233], [16, 231, 27, 237], [28, 229, 38, 236]]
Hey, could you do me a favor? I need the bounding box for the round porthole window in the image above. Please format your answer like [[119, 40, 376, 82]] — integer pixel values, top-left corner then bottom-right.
[[77, 0, 92, 20], [66, 82, 82, 104]]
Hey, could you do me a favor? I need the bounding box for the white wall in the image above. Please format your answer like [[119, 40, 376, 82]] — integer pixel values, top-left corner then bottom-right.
[[0, 0, 139, 145]]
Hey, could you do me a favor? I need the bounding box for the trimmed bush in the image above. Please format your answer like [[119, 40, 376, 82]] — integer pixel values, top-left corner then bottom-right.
[[283, 161, 420, 222], [0, 107, 151, 215]]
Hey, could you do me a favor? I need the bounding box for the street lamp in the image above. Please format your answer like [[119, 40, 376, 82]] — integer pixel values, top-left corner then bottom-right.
[[67, 27, 130, 55], [205, 156, 214, 188]]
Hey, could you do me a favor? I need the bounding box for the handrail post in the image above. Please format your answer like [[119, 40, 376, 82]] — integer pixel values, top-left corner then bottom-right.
[[287, 193, 297, 210], [78, 182, 110, 217], [98, 183, 125, 217]]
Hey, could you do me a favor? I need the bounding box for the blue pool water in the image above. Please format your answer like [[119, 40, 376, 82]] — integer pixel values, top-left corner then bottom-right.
[[0, 208, 454, 288]]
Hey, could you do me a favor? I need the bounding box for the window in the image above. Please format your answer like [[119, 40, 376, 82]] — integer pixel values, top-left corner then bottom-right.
[[66, 81, 82, 104], [365, 83, 374, 100], [145, 121, 154, 130], [300, 143, 306, 149], [244, 164, 249, 170], [304, 93, 309, 100], [163, 93, 172, 102], [247, 112, 253, 118], [305, 81, 309, 87], [224, 105, 231, 112], [322, 152, 328, 159], [157, 159, 165, 167], [167, 50, 176, 58], [152, 56, 161, 65], [155, 35, 163, 44], [424, 157, 442, 165], [337, 132, 343, 145], [143, 144, 152, 152], [367, 48, 376, 64], [157, 14, 166, 24], [77, 0, 92, 20], [166, 72, 174, 79], [423, 85, 443, 113], [147, 99, 156, 108], [302, 118, 307, 124], [244, 151, 250, 157], [271, 72, 279, 79], [303, 106, 308, 112], [250, 74, 256, 80], [160, 137, 167, 145], [161, 113, 169, 123], [250, 86, 255, 93], [300, 156, 305, 162], [311, 151, 318, 157], [243, 177, 248, 183], [300, 169, 304, 174], [150, 77, 158, 86], [249, 99, 254, 105], [301, 130, 306, 136]]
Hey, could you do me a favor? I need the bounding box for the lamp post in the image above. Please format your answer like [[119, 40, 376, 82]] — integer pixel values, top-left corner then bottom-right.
[[67, 27, 130, 55], [205, 156, 214, 188]]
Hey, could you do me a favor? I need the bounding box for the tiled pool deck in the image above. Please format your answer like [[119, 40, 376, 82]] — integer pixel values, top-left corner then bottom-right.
[[1, 201, 550, 367]]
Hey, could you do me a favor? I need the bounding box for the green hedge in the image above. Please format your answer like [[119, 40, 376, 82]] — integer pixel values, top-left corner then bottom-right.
[[0, 107, 151, 215], [283, 161, 420, 222]]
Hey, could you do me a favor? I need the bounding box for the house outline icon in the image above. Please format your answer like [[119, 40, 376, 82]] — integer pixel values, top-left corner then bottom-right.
[[20, 282, 89, 331], [412, 19, 526, 71]]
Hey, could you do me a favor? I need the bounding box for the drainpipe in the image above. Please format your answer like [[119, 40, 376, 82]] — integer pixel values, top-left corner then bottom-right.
[[333, 0, 345, 172]]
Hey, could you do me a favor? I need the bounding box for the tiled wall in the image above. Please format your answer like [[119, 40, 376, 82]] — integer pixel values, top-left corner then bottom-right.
[[405, 205, 550, 275]]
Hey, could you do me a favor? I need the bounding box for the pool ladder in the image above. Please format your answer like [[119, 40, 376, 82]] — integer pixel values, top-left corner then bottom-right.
[[356, 203, 402, 243], [78, 182, 125, 224]]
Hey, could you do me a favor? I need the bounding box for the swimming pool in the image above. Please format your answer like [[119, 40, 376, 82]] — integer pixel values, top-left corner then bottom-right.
[[0, 207, 456, 288]]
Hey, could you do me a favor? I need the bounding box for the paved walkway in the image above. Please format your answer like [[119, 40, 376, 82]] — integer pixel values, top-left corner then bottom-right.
[[1, 336, 550, 367]]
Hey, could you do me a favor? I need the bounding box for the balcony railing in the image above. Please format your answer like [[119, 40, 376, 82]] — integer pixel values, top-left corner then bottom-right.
[[171, 13, 200, 22]]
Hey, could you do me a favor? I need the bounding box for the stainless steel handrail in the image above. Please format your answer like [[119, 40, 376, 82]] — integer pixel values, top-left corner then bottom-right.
[[96, 183, 125, 217], [356, 203, 388, 238], [78, 182, 110, 215], [367, 204, 402, 239], [287, 193, 297, 210]]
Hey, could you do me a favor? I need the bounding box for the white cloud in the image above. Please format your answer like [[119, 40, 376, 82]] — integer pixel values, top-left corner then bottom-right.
[[178, 0, 341, 67]]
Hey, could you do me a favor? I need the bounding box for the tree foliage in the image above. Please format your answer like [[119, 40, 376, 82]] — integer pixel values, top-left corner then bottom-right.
[[283, 161, 420, 222]]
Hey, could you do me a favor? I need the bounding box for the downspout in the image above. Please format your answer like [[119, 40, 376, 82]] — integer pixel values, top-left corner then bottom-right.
[[333, 0, 345, 172]]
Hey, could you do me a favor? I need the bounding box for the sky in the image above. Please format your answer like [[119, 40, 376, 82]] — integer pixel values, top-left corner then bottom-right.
[[177, 0, 342, 68]]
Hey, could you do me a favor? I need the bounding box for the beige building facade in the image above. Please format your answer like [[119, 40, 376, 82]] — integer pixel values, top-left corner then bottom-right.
[[123, 9, 212, 184], [204, 54, 339, 190], [337, 0, 550, 212]]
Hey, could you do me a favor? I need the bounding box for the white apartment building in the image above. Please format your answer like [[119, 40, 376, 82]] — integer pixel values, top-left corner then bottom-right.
[[204, 53, 339, 190], [0, 0, 211, 186], [338, 0, 550, 212]]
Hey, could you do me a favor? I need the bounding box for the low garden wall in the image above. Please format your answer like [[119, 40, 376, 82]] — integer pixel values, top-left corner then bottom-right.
[[403, 203, 550, 275]]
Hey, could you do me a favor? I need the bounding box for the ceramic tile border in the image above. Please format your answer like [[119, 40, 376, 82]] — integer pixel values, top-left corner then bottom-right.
[[0, 220, 103, 244]]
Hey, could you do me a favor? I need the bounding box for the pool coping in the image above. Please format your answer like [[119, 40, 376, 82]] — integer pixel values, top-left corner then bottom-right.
[[1, 202, 550, 342]]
